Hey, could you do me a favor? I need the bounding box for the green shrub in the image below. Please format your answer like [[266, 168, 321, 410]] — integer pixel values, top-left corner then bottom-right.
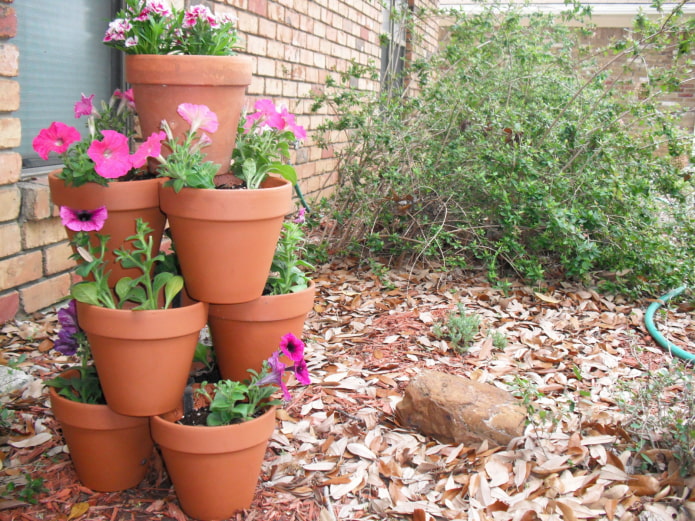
[[312, 1, 695, 295]]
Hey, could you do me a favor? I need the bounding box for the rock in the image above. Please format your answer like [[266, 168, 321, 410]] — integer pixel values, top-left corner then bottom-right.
[[395, 370, 526, 447], [0, 365, 32, 395]]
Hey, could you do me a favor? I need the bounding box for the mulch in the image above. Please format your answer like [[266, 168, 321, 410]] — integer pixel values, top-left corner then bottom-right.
[[1, 257, 693, 520]]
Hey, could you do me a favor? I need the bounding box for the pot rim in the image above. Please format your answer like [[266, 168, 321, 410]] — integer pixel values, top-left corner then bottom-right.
[[158, 175, 293, 220], [125, 54, 253, 86], [48, 170, 164, 210], [75, 300, 209, 339], [150, 405, 277, 453], [208, 280, 315, 321]]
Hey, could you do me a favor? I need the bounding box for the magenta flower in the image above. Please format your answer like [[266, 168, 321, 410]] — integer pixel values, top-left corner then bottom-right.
[[293, 207, 307, 224], [87, 130, 132, 179], [103, 18, 130, 42], [183, 5, 218, 28], [137, 1, 171, 21], [292, 357, 311, 385], [60, 206, 108, 232], [114, 88, 135, 109], [74, 93, 95, 119], [131, 131, 166, 169], [125, 37, 138, 48], [32, 122, 81, 160], [279, 332, 305, 362], [177, 103, 218, 134]]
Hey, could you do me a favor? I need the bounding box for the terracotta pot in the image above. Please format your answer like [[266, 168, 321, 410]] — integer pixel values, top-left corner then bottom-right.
[[208, 281, 316, 381], [125, 54, 253, 176], [150, 405, 276, 520], [158, 176, 293, 304], [48, 372, 153, 492], [48, 171, 166, 287], [76, 300, 208, 417]]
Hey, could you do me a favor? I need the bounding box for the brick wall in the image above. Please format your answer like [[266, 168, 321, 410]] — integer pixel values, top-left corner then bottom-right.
[[0, 0, 440, 322]]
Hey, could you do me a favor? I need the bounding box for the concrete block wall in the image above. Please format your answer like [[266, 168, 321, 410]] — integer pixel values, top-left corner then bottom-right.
[[0, 0, 440, 322]]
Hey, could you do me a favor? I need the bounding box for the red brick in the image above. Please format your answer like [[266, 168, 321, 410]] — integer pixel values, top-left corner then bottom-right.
[[20, 179, 54, 221], [45, 241, 75, 275], [0, 290, 18, 323], [20, 273, 71, 314], [22, 218, 68, 249], [0, 78, 18, 110], [0, 251, 42, 291], [0, 221, 20, 257], [0, 43, 18, 76], [0, 151, 20, 185], [0, 118, 20, 148], [0, 7, 16, 39], [248, 0, 266, 16], [0, 184, 19, 222]]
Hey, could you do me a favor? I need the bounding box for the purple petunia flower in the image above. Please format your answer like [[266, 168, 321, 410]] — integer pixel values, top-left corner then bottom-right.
[[254, 351, 291, 401], [292, 356, 311, 386], [54, 300, 80, 356], [279, 332, 305, 362], [59, 206, 108, 232]]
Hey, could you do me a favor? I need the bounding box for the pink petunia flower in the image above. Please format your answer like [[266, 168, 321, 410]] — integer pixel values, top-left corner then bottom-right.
[[87, 130, 132, 179], [32, 122, 81, 160], [278, 106, 307, 140], [177, 103, 218, 134], [293, 207, 307, 224], [131, 131, 166, 169], [74, 93, 95, 119], [279, 332, 305, 362], [245, 99, 284, 131], [114, 88, 136, 110], [125, 36, 139, 48], [60, 206, 108, 232]]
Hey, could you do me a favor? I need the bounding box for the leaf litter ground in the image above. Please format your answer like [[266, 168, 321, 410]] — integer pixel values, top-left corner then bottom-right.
[[1, 257, 694, 521]]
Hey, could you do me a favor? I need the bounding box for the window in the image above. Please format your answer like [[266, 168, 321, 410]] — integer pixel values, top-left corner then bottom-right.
[[15, 0, 122, 170], [380, 0, 408, 92]]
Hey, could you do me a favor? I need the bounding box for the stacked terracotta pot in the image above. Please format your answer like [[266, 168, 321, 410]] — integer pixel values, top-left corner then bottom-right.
[[48, 54, 316, 520]]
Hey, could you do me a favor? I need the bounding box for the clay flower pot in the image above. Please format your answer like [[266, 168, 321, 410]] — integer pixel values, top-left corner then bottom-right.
[[150, 404, 277, 520], [48, 372, 153, 492], [208, 281, 316, 381], [48, 171, 166, 287], [158, 175, 293, 304], [76, 300, 208, 417], [125, 54, 253, 175]]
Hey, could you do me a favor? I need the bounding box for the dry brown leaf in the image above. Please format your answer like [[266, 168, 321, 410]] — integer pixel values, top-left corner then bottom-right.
[[627, 475, 661, 496], [67, 502, 90, 520]]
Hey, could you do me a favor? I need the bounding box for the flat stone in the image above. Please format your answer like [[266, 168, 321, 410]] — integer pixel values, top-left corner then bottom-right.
[[395, 369, 526, 447], [0, 365, 31, 395]]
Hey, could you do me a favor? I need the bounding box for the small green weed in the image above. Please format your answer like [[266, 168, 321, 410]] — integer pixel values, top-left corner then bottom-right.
[[6, 473, 47, 505], [366, 259, 395, 290], [615, 361, 695, 476], [432, 303, 481, 353], [490, 330, 508, 350]]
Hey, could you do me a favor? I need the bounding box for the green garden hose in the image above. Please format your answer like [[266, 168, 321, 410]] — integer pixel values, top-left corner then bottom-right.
[[644, 285, 694, 362], [294, 183, 311, 212]]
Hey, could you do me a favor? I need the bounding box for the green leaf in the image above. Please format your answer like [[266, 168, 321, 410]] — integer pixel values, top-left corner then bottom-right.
[[269, 164, 297, 184], [70, 283, 101, 306], [114, 277, 136, 302], [163, 275, 184, 309]]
